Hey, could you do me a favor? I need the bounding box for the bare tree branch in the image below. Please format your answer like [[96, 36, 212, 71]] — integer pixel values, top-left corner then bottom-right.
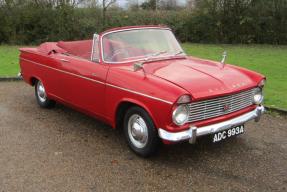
[[101, 0, 116, 29], [106, 0, 115, 8]]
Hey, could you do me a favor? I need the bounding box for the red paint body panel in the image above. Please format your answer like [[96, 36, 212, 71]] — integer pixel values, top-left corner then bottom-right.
[[145, 56, 260, 100], [19, 26, 265, 143]]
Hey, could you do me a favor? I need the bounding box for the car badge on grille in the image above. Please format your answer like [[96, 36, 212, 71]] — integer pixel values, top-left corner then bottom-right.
[[222, 104, 230, 112]]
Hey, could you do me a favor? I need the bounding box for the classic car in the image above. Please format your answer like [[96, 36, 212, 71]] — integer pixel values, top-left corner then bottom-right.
[[19, 25, 265, 157]]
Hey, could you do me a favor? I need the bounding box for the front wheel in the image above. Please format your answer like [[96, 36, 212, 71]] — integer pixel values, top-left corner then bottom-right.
[[35, 80, 55, 108], [124, 106, 160, 157]]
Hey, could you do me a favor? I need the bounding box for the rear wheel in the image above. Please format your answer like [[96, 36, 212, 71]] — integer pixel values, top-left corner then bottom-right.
[[124, 106, 160, 157], [35, 80, 55, 108]]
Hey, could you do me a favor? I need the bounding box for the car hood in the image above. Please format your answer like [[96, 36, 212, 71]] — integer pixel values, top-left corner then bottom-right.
[[144, 57, 259, 99]]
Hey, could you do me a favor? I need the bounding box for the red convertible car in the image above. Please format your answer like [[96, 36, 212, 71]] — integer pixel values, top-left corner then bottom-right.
[[19, 26, 265, 157]]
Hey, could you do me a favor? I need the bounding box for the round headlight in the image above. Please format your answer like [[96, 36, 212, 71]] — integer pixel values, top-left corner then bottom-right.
[[172, 104, 189, 126], [253, 88, 264, 104]]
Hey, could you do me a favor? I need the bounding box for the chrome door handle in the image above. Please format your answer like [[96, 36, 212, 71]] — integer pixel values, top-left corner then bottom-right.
[[60, 58, 69, 62]]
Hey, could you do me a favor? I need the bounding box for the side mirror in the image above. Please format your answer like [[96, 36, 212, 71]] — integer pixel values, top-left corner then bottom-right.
[[133, 62, 144, 71], [220, 51, 227, 69], [221, 51, 227, 64]]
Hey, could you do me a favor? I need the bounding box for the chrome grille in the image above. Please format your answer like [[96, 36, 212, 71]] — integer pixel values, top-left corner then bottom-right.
[[188, 88, 256, 123]]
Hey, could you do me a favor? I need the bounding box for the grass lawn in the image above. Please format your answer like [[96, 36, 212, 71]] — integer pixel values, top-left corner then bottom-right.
[[182, 43, 287, 109], [0, 45, 20, 76], [0, 44, 287, 109]]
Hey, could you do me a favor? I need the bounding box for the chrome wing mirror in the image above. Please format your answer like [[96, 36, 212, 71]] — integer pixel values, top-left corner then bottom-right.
[[133, 62, 144, 71], [220, 51, 227, 68], [133, 61, 147, 77]]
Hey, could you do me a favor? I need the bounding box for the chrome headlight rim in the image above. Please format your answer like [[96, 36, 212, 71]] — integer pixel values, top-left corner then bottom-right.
[[253, 88, 264, 105], [172, 104, 190, 126]]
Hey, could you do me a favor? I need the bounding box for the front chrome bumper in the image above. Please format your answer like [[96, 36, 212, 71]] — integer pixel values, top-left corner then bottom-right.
[[158, 105, 265, 144]]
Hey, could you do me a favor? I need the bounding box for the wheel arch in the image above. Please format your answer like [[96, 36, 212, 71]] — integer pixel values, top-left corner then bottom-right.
[[30, 76, 38, 86], [114, 98, 158, 130], [29, 76, 47, 87]]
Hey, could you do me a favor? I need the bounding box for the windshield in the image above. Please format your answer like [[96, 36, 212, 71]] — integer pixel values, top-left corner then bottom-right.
[[102, 28, 184, 63]]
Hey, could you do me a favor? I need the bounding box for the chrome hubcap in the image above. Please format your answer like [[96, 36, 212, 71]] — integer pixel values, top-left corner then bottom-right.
[[128, 114, 148, 148], [37, 81, 47, 103]]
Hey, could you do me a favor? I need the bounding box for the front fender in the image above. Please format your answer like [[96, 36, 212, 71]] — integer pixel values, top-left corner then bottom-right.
[[104, 66, 188, 129]]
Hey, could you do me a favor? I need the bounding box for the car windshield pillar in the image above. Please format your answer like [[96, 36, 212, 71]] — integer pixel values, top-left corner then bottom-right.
[[91, 33, 100, 63]]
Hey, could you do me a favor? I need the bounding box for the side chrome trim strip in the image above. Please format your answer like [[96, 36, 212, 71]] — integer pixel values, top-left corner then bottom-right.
[[20, 58, 173, 105], [106, 83, 173, 105], [21, 58, 105, 85]]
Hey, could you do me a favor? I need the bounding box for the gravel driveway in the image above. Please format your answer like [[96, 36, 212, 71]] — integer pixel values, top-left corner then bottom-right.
[[0, 82, 286, 192]]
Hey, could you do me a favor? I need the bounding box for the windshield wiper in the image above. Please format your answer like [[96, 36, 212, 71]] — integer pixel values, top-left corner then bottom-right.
[[144, 50, 167, 59], [173, 50, 185, 56], [133, 50, 167, 72], [133, 50, 185, 73], [151, 50, 167, 57]]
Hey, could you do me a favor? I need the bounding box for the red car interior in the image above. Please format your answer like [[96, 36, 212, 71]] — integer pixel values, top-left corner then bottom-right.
[[36, 38, 151, 62], [57, 40, 93, 59]]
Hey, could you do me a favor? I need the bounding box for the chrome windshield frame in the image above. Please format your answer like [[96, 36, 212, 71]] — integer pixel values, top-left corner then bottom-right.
[[100, 27, 185, 64]]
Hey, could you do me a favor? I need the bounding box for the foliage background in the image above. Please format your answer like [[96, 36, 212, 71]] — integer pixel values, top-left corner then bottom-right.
[[0, 0, 286, 45]]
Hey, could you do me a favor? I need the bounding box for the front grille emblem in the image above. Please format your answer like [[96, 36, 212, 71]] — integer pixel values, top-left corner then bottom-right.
[[222, 104, 230, 112]]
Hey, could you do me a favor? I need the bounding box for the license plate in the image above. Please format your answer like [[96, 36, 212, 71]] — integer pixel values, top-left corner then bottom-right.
[[212, 125, 244, 143]]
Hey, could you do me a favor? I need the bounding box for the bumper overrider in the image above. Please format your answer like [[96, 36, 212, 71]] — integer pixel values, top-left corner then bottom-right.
[[158, 105, 265, 144]]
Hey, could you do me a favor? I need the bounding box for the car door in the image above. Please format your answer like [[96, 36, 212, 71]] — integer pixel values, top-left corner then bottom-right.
[[56, 53, 108, 118]]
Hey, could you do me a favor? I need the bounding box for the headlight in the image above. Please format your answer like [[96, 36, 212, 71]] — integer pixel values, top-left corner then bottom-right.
[[172, 104, 189, 125], [253, 88, 264, 104]]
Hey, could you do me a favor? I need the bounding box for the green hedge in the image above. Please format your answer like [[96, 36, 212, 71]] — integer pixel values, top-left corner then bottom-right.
[[0, 0, 286, 45]]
